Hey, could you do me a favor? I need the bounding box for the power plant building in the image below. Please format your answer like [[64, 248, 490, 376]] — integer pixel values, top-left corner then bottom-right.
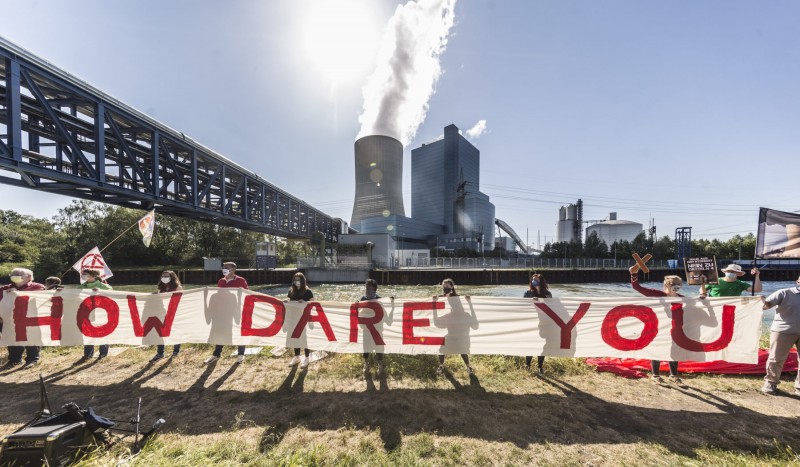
[[347, 124, 510, 256], [411, 124, 495, 251]]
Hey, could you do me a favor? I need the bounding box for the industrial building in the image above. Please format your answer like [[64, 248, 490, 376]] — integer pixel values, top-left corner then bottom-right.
[[345, 124, 521, 264], [585, 212, 644, 245], [350, 135, 406, 230], [556, 200, 583, 243], [411, 124, 496, 252]]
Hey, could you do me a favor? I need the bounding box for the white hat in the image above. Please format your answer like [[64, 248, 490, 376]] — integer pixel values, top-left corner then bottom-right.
[[720, 264, 745, 276]]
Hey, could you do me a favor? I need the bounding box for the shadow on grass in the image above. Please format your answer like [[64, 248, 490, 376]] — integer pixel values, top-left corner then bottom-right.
[[1, 371, 798, 459]]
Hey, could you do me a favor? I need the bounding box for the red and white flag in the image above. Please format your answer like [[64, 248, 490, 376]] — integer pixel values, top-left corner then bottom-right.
[[71, 246, 114, 282], [138, 209, 156, 247]]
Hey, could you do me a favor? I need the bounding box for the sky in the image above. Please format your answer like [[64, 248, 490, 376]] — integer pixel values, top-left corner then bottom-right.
[[1, 0, 798, 249]]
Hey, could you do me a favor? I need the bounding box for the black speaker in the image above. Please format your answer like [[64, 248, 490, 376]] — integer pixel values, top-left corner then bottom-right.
[[0, 421, 91, 467]]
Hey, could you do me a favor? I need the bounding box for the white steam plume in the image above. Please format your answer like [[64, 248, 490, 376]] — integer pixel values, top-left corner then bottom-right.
[[465, 119, 487, 139], [356, 0, 457, 146]]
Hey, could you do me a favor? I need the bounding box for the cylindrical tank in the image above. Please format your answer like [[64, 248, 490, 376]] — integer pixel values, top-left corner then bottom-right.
[[567, 204, 577, 220], [350, 135, 405, 227], [556, 220, 576, 243], [559, 206, 566, 221]]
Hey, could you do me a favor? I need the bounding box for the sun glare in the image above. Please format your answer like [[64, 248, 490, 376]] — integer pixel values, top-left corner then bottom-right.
[[303, 0, 379, 84]]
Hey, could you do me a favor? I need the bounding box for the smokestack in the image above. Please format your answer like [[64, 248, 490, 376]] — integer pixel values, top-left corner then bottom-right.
[[351, 135, 405, 227]]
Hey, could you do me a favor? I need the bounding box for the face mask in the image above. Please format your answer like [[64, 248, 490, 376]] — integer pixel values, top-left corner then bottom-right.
[[294, 280, 302, 287], [669, 285, 682, 293], [531, 280, 540, 288], [443, 286, 453, 294], [725, 272, 738, 280], [222, 269, 230, 276], [81, 275, 90, 282], [365, 288, 376, 299], [161, 277, 171, 284], [10, 275, 24, 284]]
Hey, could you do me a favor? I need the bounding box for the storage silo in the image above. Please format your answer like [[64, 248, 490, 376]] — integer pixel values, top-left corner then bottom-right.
[[350, 135, 406, 228], [586, 212, 643, 245]]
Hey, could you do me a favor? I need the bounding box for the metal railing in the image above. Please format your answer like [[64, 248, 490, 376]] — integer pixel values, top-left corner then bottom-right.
[[298, 256, 678, 270]]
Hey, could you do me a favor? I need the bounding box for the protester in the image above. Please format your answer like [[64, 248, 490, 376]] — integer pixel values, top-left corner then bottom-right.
[[75, 269, 112, 364], [287, 272, 313, 369], [152, 271, 183, 361], [435, 278, 473, 375], [44, 276, 63, 291], [205, 262, 248, 364], [760, 275, 800, 395], [700, 264, 761, 297], [523, 273, 551, 375], [360, 278, 384, 374], [0, 268, 45, 369], [629, 266, 686, 385]]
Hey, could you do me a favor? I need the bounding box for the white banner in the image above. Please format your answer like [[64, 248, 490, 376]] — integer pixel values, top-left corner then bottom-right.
[[0, 289, 764, 363]]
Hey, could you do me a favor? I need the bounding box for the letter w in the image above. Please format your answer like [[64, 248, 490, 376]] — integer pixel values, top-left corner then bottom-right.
[[127, 293, 183, 337]]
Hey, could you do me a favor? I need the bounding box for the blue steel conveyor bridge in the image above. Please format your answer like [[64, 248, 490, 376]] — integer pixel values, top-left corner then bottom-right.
[[0, 36, 340, 242]]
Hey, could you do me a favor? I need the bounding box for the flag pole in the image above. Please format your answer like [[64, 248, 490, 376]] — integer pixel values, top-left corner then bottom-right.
[[99, 220, 139, 253], [58, 217, 141, 280], [752, 209, 762, 296]]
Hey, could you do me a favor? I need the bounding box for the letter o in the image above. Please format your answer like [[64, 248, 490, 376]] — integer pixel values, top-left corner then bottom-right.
[[601, 305, 659, 351], [77, 296, 120, 338]]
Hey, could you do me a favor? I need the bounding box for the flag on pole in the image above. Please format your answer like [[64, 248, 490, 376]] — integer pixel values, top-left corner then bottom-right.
[[138, 209, 156, 247], [756, 207, 800, 259], [72, 246, 114, 282]]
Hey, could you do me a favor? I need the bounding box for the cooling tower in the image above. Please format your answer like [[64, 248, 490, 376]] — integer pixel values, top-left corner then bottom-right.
[[350, 135, 405, 227]]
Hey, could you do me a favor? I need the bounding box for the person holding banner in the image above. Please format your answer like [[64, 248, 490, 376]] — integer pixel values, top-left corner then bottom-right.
[[360, 279, 385, 374], [287, 272, 313, 369], [629, 266, 686, 385], [76, 269, 112, 364], [700, 264, 761, 297], [523, 273, 551, 375], [44, 276, 63, 291], [435, 278, 474, 375], [0, 268, 45, 369], [760, 276, 800, 395], [204, 262, 248, 364], [152, 271, 183, 361]]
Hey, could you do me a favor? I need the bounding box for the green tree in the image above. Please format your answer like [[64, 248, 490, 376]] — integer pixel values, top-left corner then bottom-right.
[[631, 232, 651, 257], [583, 231, 609, 258], [651, 235, 674, 259]]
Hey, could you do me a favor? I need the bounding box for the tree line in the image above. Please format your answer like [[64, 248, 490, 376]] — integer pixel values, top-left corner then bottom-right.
[[540, 231, 757, 260], [0, 201, 312, 277]]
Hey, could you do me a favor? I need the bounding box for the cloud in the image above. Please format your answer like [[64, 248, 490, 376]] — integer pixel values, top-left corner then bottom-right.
[[465, 119, 487, 139], [356, 0, 458, 146]]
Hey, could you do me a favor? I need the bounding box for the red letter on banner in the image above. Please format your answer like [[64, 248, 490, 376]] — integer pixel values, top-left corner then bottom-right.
[[601, 305, 659, 351], [535, 302, 590, 349], [292, 302, 336, 341], [242, 295, 285, 337], [671, 303, 735, 352], [76, 296, 120, 338], [127, 293, 182, 337], [402, 301, 445, 346], [349, 302, 385, 344], [13, 296, 63, 341]]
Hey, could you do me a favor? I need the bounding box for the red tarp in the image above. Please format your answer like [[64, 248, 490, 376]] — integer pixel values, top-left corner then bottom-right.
[[585, 349, 798, 378]]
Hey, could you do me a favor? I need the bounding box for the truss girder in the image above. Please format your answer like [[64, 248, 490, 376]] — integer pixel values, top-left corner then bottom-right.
[[0, 39, 339, 242]]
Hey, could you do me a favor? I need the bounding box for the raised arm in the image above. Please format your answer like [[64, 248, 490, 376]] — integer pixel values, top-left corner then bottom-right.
[[749, 268, 762, 293]]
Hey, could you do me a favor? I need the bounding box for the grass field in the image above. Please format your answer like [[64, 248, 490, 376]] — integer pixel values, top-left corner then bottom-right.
[[1, 285, 799, 466]]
